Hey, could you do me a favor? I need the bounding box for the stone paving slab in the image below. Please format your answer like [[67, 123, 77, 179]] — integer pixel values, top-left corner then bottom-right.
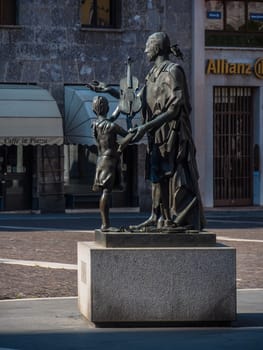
[[0, 264, 77, 300], [0, 230, 94, 264], [0, 290, 262, 332], [0, 291, 262, 350]]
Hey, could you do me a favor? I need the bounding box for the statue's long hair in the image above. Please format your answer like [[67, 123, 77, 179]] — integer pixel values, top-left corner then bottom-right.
[[170, 44, 184, 61]]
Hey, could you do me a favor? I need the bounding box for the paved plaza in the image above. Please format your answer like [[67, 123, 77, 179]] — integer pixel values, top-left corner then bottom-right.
[[0, 210, 263, 298], [0, 290, 262, 350], [0, 209, 262, 349]]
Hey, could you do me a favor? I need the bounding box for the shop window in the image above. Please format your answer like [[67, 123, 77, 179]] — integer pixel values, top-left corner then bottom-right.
[[205, 0, 263, 47], [80, 0, 121, 28], [66, 144, 97, 189], [0, 0, 16, 25]]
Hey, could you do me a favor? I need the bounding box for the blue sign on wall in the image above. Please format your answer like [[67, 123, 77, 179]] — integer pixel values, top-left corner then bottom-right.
[[207, 11, 222, 19], [250, 13, 263, 21]]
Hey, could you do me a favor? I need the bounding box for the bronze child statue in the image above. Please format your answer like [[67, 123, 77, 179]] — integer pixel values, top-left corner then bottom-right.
[[92, 95, 128, 231]]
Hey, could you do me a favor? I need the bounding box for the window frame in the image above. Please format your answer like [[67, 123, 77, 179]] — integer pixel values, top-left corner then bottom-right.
[[205, 0, 263, 47], [0, 0, 17, 26], [80, 0, 121, 29]]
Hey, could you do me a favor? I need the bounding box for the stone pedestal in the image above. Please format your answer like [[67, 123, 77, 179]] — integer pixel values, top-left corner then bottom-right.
[[78, 231, 236, 324]]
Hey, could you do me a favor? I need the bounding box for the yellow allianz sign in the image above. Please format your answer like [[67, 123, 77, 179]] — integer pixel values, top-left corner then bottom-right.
[[206, 58, 263, 79]]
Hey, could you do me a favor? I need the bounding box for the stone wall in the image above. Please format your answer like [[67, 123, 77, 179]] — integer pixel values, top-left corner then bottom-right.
[[0, 0, 192, 111], [0, 0, 193, 211]]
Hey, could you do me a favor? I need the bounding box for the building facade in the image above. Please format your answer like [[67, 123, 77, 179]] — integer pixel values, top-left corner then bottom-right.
[[195, 0, 263, 207], [0, 0, 262, 211]]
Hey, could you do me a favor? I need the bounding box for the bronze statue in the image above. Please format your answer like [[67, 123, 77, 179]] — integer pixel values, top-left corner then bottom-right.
[[92, 96, 128, 231], [90, 32, 205, 231]]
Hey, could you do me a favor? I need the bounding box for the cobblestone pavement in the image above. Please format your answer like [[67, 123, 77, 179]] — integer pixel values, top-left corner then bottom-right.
[[0, 230, 93, 299], [0, 212, 263, 299], [212, 229, 263, 289]]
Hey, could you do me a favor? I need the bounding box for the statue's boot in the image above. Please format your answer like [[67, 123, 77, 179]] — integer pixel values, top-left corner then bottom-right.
[[129, 210, 159, 230], [162, 206, 173, 226]]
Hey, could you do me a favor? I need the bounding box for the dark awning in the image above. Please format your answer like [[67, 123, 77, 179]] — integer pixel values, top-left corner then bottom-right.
[[0, 84, 63, 146], [64, 85, 145, 145]]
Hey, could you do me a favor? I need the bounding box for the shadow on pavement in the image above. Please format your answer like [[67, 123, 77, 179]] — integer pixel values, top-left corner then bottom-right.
[[1, 211, 263, 231], [234, 313, 263, 327], [0, 327, 263, 350]]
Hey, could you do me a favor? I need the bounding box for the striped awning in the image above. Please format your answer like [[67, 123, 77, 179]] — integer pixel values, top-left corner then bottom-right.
[[0, 84, 63, 146]]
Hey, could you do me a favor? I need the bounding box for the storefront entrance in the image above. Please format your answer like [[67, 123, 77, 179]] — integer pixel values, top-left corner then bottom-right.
[[213, 87, 253, 206], [0, 146, 33, 210]]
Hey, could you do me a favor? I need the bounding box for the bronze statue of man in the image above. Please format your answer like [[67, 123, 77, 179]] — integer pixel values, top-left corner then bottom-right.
[[90, 32, 205, 231], [130, 32, 205, 231], [92, 96, 128, 231]]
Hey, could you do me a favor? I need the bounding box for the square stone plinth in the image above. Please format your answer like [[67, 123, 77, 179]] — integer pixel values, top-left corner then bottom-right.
[[95, 230, 217, 247], [78, 241, 236, 324]]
